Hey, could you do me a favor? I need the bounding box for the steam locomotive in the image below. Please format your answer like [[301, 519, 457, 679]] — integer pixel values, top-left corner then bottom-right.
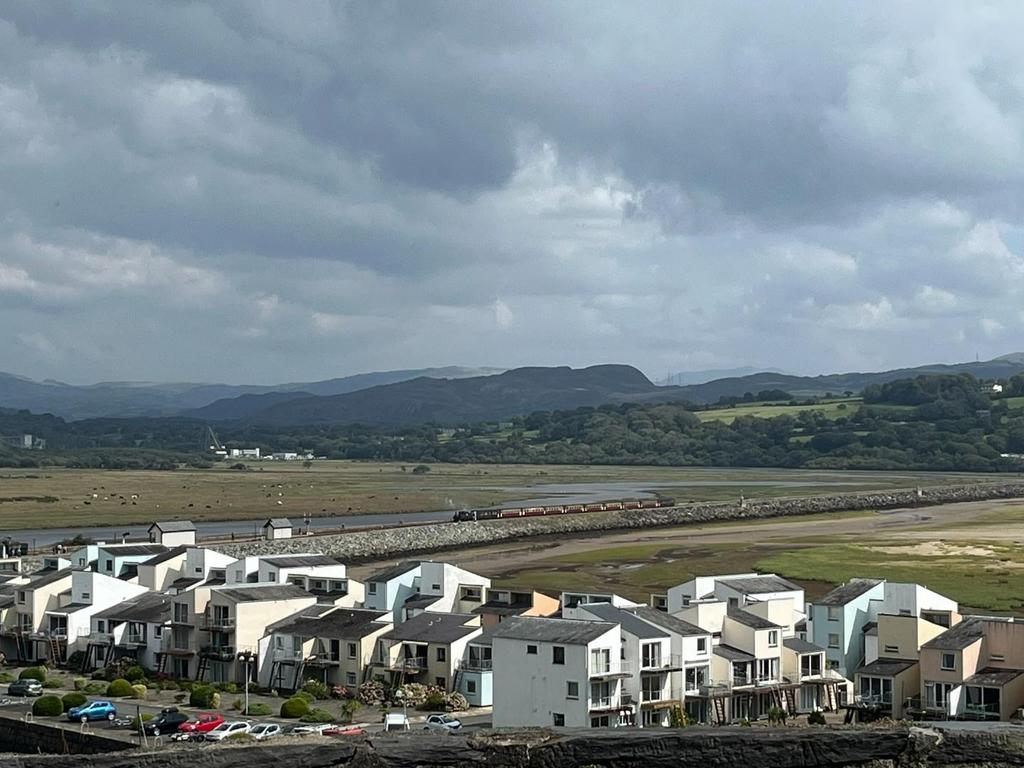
[[452, 497, 675, 522]]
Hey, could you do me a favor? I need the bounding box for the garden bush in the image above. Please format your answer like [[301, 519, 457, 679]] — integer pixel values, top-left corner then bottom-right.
[[357, 680, 384, 706], [106, 678, 134, 697], [294, 690, 316, 704], [807, 711, 827, 725], [61, 692, 87, 712], [214, 681, 238, 694], [124, 666, 146, 682], [130, 713, 154, 730], [41, 679, 61, 689], [32, 695, 63, 717], [244, 702, 271, 716], [339, 699, 360, 723], [72, 677, 87, 691], [130, 684, 148, 700], [227, 733, 254, 742], [397, 683, 429, 706], [19, 667, 46, 682], [419, 691, 447, 712], [299, 708, 335, 724], [0, 672, 13, 683], [66, 651, 85, 671], [189, 684, 216, 708], [280, 697, 311, 719], [301, 679, 330, 700], [84, 681, 107, 694]]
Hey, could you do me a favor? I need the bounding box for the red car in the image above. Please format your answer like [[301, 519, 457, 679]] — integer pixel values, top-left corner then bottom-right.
[[178, 713, 225, 733], [324, 725, 366, 737]]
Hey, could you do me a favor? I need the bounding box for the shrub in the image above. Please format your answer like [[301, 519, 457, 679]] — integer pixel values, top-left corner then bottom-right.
[[445, 691, 469, 713], [32, 695, 64, 717], [84, 681, 107, 694], [214, 681, 238, 694], [227, 733, 254, 742], [72, 677, 87, 692], [189, 685, 216, 708], [397, 683, 429, 706], [302, 679, 330, 700], [293, 689, 316, 704], [19, 667, 46, 682], [340, 699, 360, 723], [158, 679, 179, 691], [280, 697, 311, 719], [124, 666, 146, 682], [66, 651, 86, 670], [231, 697, 243, 711], [41, 679, 62, 689], [244, 702, 271, 716], [0, 672, 13, 683], [807, 711, 827, 725], [130, 713, 154, 730], [130, 684, 148, 700], [177, 680, 195, 692], [299, 707, 335, 723], [357, 680, 385, 706], [91, 671, 107, 680], [61, 693, 87, 712], [419, 691, 447, 712], [106, 678, 134, 697]]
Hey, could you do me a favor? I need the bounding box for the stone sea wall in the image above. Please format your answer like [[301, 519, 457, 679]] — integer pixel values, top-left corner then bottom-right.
[[218, 480, 1024, 563]]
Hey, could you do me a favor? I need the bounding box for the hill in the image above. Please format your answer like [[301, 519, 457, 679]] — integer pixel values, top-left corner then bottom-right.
[[245, 364, 670, 425], [0, 366, 502, 420]]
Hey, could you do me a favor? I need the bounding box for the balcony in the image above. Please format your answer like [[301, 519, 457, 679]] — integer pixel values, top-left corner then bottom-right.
[[855, 693, 893, 708], [589, 696, 623, 712], [460, 658, 493, 672], [640, 654, 683, 673], [199, 645, 235, 661], [273, 648, 304, 662], [200, 615, 235, 631], [590, 662, 632, 680], [160, 635, 195, 656], [118, 633, 148, 647], [85, 631, 113, 643], [169, 616, 195, 628], [964, 701, 1000, 719]]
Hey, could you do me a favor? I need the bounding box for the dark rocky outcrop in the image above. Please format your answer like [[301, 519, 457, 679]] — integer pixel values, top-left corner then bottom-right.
[[5, 727, 1024, 768]]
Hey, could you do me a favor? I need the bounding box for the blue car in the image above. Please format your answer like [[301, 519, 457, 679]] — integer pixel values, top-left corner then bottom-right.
[[67, 700, 118, 723]]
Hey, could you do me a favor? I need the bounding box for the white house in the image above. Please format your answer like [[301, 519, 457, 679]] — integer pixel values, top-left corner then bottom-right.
[[667, 573, 804, 618], [372, 612, 483, 692], [44, 571, 150, 658], [363, 562, 421, 622], [560, 591, 641, 618], [492, 616, 628, 729], [263, 518, 292, 540], [88, 592, 170, 671], [148, 521, 197, 547], [400, 561, 490, 620]]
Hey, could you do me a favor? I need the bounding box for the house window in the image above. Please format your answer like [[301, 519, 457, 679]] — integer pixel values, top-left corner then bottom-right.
[[368, 583, 378, 594], [566, 681, 579, 699], [884, 644, 899, 654], [436, 647, 447, 662], [233, 570, 243, 581], [466, 679, 477, 694], [941, 653, 956, 671], [527, 644, 537, 655], [590, 715, 610, 728], [435, 677, 446, 688], [552, 713, 565, 727], [154, 626, 162, 638], [16, 591, 25, 604], [96, 620, 105, 633], [641, 643, 662, 669], [827, 606, 840, 622], [173, 603, 189, 623], [696, 637, 707, 654], [828, 633, 840, 649], [767, 630, 778, 647], [432, 584, 441, 591], [347, 642, 357, 659], [346, 672, 357, 685], [991, 654, 1006, 663], [590, 647, 610, 674], [81, 591, 91, 601], [925, 682, 953, 710], [899, 609, 911, 616], [105, 559, 113, 571], [728, 597, 739, 608], [552, 646, 565, 665]]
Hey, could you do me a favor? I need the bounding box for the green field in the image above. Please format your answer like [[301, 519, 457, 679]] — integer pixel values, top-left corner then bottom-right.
[[0, 462, 994, 530], [695, 398, 862, 424]]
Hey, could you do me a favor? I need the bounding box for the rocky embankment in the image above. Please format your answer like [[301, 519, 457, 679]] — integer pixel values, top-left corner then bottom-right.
[[7, 726, 1024, 768], [219, 481, 1024, 563]]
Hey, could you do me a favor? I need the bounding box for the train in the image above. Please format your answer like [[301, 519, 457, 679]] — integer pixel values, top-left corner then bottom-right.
[[452, 497, 676, 522]]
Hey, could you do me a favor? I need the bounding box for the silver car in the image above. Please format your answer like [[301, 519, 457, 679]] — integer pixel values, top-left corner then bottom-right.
[[249, 723, 282, 740]]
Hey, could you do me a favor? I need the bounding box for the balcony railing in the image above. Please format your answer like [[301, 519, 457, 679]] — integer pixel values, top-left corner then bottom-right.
[[274, 648, 304, 661], [460, 658, 493, 672], [640, 654, 683, 672], [964, 702, 1000, 717], [855, 693, 893, 707], [589, 696, 622, 711], [590, 662, 631, 679], [199, 645, 235, 661], [200, 615, 235, 630], [120, 633, 147, 646]]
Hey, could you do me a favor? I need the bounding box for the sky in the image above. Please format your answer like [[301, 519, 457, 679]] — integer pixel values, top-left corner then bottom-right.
[[2, 1, 1024, 385]]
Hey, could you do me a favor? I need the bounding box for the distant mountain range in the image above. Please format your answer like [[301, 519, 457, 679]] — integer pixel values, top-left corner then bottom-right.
[[3, 354, 1024, 426], [657, 366, 785, 386], [0, 366, 503, 420]]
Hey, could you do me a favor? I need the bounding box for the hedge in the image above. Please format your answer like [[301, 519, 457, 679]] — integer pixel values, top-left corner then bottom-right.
[[189, 685, 218, 708], [130, 684, 148, 700], [244, 702, 272, 716], [32, 695, 64, 717], [19, 667, 46, 682], [299, 708, 335, 723], [130, 713, 154, 729], [280, 697, 311, 718], [106, 678, 134, 697], [61, 693, 87, 712], [124, 666, 146, 682]]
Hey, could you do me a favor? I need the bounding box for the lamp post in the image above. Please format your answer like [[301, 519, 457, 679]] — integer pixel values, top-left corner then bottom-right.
[[236, 650, 255, 715]]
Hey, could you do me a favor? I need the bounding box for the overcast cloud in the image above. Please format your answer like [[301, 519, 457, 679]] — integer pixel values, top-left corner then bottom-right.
[[2, 1, 1024, 384]]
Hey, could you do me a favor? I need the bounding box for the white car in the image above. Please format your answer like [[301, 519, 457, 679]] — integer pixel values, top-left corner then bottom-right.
[[204, 721, 252, 742], [289, 722, 337, 736], [423, 714, 462, 732], [249, 723, 282, 740]]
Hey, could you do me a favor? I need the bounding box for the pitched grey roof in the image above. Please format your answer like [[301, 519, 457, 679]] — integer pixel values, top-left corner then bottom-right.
[[149, 521, 196, 532], [727, 607, 783, 630], [403, 595, 441, 610], [98, 544, 168, 557], [25, 568, 75, 589], [856, 658, 917, 677], [264, 518, 292, 528], [718, 575, 801, 595], [922, 618, 986, 651], [273, 608, 391, 639], [94, 592, 170, 623], [815, 578, 883, 607], [261, 554, 340, 568], [214, 584, 311, 602], [366, 561, 420, 584], [631, 606, 708, 637], [713, 644, 755, 662], [491, 616, 616, 645], [783, 637, 823, 654], [170, 577, 202, 591], [965, 668, 1024, 686], [580, 603, 667, 640], [140, 545, 189, 567], [383, 612, 480, 644]]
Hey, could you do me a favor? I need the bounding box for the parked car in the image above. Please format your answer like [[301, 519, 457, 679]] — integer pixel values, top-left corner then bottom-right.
[[289, 722, 337, 736], [67, 700, 118, 723], [144, 707, 190, 735], [178, 712, 225, 734], [383, 713, 410, 732], [423, 714, 462, 732], [324, 724, 366, 737], [204, 721, 252, 742], [249, 723, 282, 740], [7, 679, 43, 697]]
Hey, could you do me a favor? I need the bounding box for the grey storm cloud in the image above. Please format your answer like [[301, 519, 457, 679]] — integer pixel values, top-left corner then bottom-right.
[[1, 0, 1023, 384]]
